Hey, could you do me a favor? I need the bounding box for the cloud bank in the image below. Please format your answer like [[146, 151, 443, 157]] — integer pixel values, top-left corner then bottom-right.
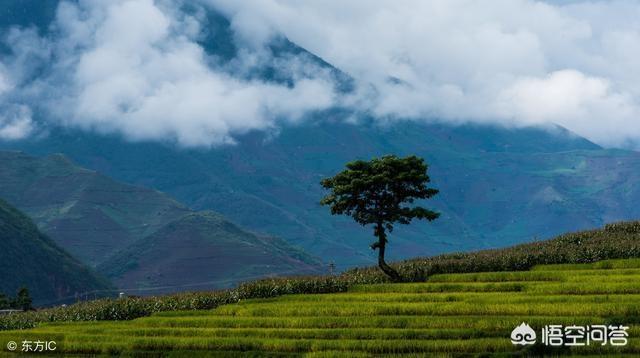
[[0, 0, 336, 145], [2, 0, 640, 147], [211, 0, 640, 147]]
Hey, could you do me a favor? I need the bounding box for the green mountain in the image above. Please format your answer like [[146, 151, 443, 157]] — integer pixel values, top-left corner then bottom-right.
[[0, 151, 323, 292], [4, 121, 638, 270], [99, 211, 322, 294], [0, 151, 191, 266], [0, 197, 111, 305]]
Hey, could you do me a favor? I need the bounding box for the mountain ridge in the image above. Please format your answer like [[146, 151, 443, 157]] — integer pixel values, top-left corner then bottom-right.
[[2, 120, 634, 270], [0, 197, 112, 305], [98, 211, 323, 294], [0, 150, 192, 266], [0, 150, 325, 294]]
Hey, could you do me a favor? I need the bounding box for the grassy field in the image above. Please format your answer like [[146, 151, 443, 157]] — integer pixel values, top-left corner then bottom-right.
[[1, 259, 639, 356]]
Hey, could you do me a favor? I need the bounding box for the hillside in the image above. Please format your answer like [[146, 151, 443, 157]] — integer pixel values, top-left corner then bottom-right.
[[1, 259, 638, 355], [98, 212, 323, 294], [5, 122, 640, 270], [3, 219, 640, 354], [0, 151, 191, 266], [0, 198, 112, 305], [0, 151, 324, 292], [3, 218, 640, 329]]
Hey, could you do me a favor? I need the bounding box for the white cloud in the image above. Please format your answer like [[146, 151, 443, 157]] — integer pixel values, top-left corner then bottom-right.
[[495, 70, 640, 146], [0, 0, 336, 146], [60, 0, 336, 146], [3, 0, 640, 147], [208, 0, 640, 147], [0, 105, 33, 140]]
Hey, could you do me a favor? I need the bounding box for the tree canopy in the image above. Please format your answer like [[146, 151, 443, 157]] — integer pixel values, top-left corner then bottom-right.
[[321, 155, 439, 280]]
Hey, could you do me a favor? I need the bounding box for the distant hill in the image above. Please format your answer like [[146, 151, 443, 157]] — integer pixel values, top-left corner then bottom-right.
[[0, 198, 112, 305], [0, 151, 191, 266], [5, 121, 640, 270], [0, 151, 324, 292], [99, 211, 323, 294]]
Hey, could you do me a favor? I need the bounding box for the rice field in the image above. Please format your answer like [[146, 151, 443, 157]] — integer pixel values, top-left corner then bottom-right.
[[2, 259, 640, 356]]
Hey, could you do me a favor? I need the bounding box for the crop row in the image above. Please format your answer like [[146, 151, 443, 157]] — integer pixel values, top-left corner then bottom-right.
[[212, 301, 640, 317], [243, 292, 640, 304], [21, 325, 640, 341], [1, 333, 639, 355], [1, 261, 638, 355], [530, 258, 640, 271], [427, 268, 640, 283], [103, 314, 611, 329], [350, 281, 640, 294], [4, 218, 640, 331]]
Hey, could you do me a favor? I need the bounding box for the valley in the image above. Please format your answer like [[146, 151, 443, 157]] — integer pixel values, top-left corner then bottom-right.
[[0, 151, 322, 299]]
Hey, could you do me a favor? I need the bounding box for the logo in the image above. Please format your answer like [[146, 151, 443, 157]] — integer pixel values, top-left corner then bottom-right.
[[511, 322, 537, 345], [510, 323, 629, 347], [5, 340, 57, 353]]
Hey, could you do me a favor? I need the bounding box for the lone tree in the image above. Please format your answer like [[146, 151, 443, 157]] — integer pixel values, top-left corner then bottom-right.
[[14, 287, 33, 311], [320, 155, 439, 281]]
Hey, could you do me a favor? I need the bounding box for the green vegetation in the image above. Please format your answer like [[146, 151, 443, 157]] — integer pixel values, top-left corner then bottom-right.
[[13, 288, 33, 312], [3, 219, 640, 332], [348, 220, 640, 282], [1, 259, 639, 355], [0, 288, 33, 311], [0, 198, 112, 305], [321, 155, 439, 280]]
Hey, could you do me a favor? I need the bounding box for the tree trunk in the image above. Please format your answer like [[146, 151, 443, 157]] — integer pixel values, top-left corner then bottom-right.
[[373, 223, 401, 282]]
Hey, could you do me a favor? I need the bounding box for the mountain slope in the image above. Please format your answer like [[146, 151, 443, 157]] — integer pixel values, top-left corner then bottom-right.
[[3, 121, 636, 270], [98, 211, 322, 294], [0, 198, 112, 305], [0, 151, 324, 292], [0, 151, 191, 266]]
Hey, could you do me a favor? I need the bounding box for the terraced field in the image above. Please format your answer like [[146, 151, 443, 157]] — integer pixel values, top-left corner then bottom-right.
[[2, 259, 640, 356]]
